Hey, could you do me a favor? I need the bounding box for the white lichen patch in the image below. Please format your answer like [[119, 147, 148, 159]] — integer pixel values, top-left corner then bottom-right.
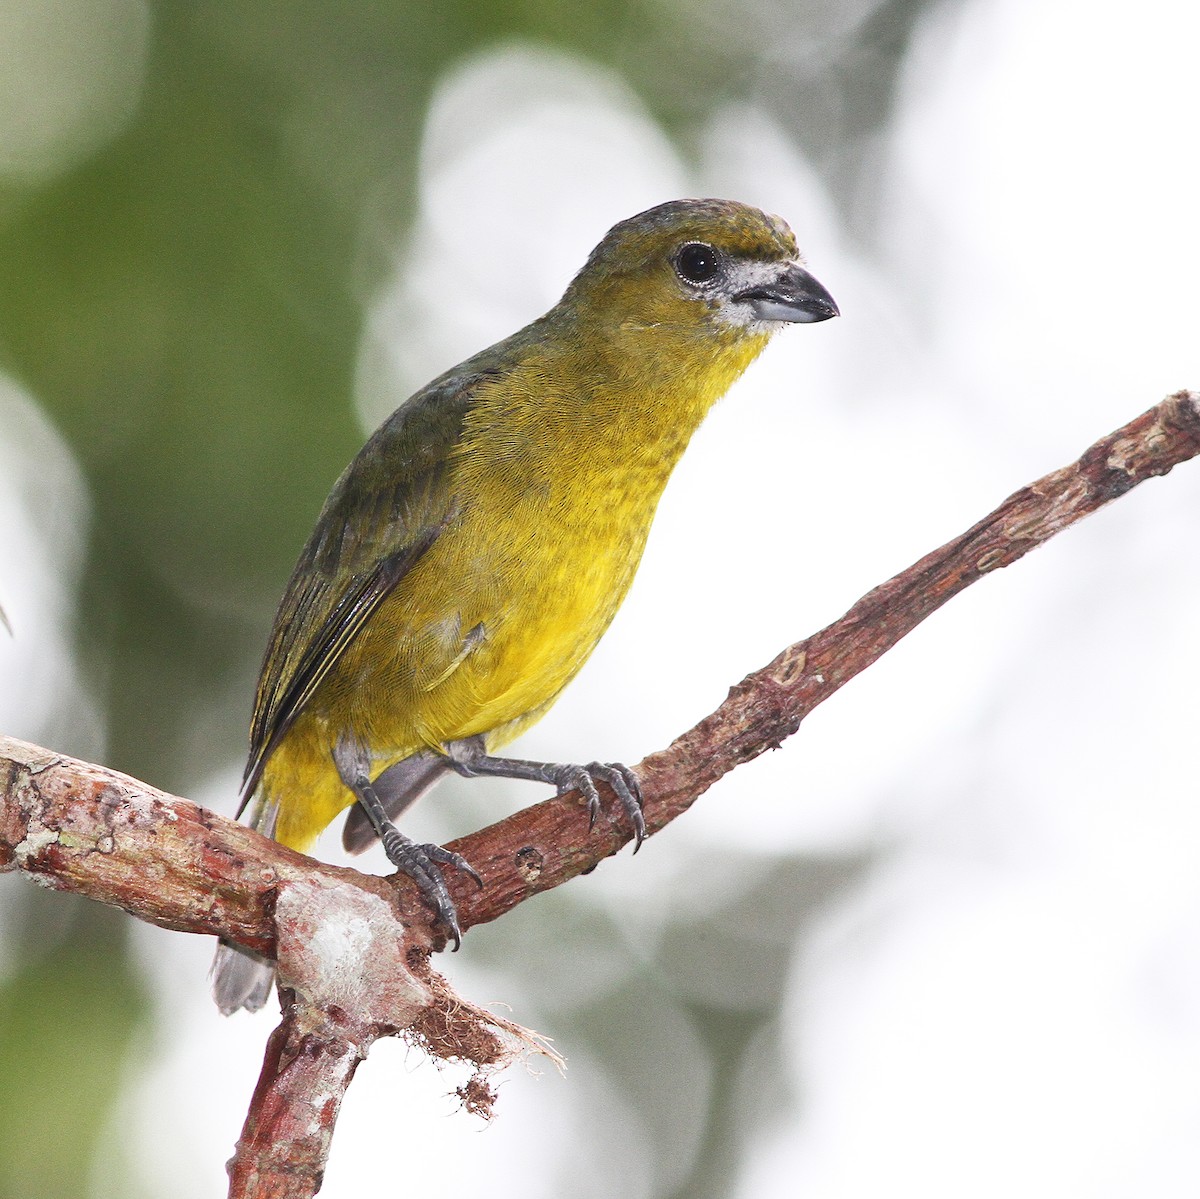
[[274, 876, 433, 1026], [307, 902, 375, 984], [14, 824, 59, 862]]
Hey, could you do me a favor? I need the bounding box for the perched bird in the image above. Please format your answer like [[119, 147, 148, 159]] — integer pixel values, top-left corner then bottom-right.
[[212, 198, 837, 1013]]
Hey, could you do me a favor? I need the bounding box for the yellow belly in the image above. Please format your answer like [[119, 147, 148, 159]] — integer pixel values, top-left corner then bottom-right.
[[264, 479, 656, 850]]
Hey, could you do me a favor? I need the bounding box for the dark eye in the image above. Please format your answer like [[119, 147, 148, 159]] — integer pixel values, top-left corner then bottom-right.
[[674, 242, 722, 286]]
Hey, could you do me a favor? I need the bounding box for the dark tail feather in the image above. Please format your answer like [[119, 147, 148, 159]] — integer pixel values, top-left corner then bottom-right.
[[341, 750, 450, 852]]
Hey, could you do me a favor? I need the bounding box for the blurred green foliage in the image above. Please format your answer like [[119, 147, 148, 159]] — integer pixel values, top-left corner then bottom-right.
[[0, 896, 145, 1199]]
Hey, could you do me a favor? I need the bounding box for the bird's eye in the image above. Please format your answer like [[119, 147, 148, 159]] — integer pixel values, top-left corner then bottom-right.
[[674, 242, 722, 286]]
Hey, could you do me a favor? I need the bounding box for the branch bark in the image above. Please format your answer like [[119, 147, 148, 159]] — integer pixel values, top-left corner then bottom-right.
[[1, 389, 1197, 1198]]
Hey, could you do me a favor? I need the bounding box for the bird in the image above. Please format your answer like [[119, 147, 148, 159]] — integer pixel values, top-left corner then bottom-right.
[[212, 198, 838, 1013]]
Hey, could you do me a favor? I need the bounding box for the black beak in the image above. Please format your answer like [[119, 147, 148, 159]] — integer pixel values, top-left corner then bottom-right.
[[736, 263, 839, 324]]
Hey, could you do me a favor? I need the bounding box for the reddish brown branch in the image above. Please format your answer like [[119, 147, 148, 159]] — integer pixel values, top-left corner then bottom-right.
[[1, 389, 1197, 1199], [0, 743, 405, 958], [226, 996, 372, 1199]]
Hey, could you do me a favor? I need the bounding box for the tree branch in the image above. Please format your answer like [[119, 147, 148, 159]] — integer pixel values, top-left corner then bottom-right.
[[1, 389, 1197, 1199]]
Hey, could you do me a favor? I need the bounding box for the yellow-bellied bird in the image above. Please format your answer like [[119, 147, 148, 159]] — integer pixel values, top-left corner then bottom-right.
[[212, 198, 837, 1013]]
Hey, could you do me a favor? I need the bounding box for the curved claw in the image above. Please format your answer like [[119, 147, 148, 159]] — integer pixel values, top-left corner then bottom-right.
[[379, 827, 480, 951], [550, 761, 645, 850], [422, 842, 484, 890], [603, 762, 646, 852], [557, 765, 602, 827]]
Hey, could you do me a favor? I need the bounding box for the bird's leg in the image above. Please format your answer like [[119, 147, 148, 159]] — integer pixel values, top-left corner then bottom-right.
[[332, 737, 482, 950], [445, 736, 646, 850]]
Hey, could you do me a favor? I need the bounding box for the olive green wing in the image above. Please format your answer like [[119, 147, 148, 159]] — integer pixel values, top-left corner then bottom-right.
[[239, 375, 479, 810]]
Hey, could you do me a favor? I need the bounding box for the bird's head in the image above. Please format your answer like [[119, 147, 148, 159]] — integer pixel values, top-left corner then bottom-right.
[[559, 198, 838, 344]]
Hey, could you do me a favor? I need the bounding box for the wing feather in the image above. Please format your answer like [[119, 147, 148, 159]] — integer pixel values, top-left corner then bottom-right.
[[238, 372, 482, 810]]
